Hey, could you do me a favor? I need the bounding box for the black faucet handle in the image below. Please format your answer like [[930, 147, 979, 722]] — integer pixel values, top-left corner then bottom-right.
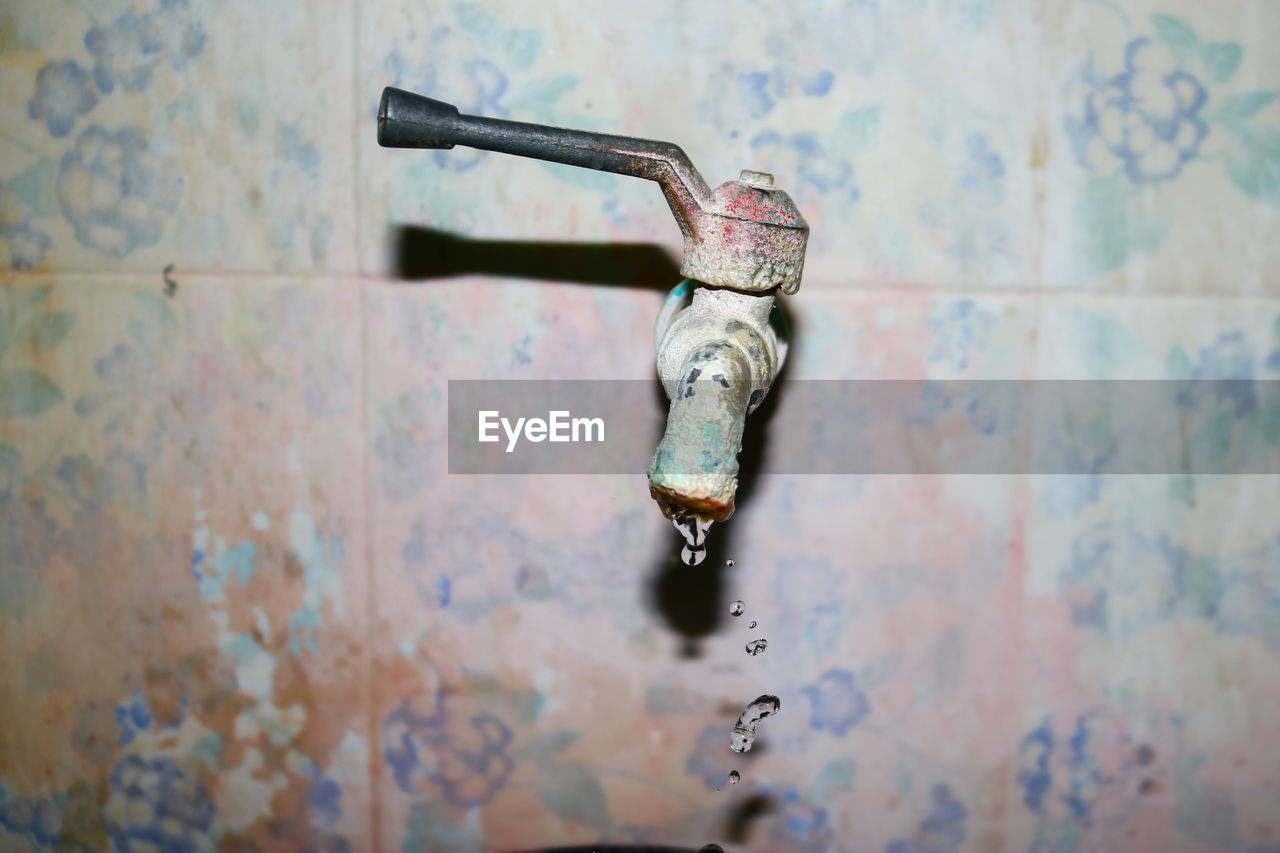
[[376, 86, 808, 294], [377, 89, 462, 149], [377, 87, 710, 203]]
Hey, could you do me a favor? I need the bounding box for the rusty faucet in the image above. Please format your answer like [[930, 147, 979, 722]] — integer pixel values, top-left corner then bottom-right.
[[378, 87, 809, 522]]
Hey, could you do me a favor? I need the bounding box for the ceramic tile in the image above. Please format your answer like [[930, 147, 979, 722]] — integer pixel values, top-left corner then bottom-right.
[[0, 273, 369, 850], [0, 0, 357, 275], [1038, 0, 1280, 293], [1021, 292, 1280, 851]]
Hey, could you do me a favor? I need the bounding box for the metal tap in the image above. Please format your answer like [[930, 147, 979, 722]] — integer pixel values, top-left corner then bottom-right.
[[377, 87, 809, 521]]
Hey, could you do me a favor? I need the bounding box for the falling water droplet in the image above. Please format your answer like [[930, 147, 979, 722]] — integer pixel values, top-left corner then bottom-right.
[[730, 600, 745, 617], [673, 514, 713, 566], [730, 694, 780, 753], [745, 638, 768, 656], [726, 559, 735, 567], [682, 544, 707, 566], [748, 620, 757, 629], [728, 770, 740, 785]]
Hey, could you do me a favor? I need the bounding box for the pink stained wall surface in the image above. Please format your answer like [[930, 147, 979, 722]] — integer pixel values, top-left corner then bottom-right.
[[3, 1, 1280, 851]]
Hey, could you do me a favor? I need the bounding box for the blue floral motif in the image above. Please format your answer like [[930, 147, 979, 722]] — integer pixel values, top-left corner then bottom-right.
[[117, 691, 155, 746], [85, 13, 154, 93], [2, 221, 52, 269], [383, 696, 515, 808], [1016, 710, 1169, 835], [55, 450, 106, 504], [735, 67, 836, 119], [1067, 37, 1209, 184], [1016, 719, 1055, 813], [55, 450, 146, 512], [885, 784, 968, 853], [959, 133, 1005, 192], [1055, 522, 1280, 646], [57, 124, 182, 257], [751, 130, 859, 203], [146, 0, 208, 73], [0, 490, 59, 571], [1179, 331, 1260, 415], [27, 60, 99, 137], [372, 395, 438, 500], [384, 29, 513, 173], [916, 132, 1014, 268], [105, 755, 214, 852], [773, 786, 835, 853], [928, 299, 996, 373], [85, 0, 207, 94], [801, 669, 870, 736], [0, 790, 60, 849], [0, 186, 52, 269], [400, 510, 527, 621], [308, 776, 341, 829], [115, 691, 185, 750], [1191, 330, 1256, 381], [267, 123, 333, 260]]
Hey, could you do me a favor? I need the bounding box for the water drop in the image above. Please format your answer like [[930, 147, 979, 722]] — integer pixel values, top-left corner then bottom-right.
[[700, 846, 725, 853], [748, 620, 757, 629], [745, 638, 767, 656], [729, 694, 780, 753], [681, 544, 707, 566], [730, 600, 745, 617], [673, 514, 713, 566], [728, 770, 740, 784], [726, 559, 735, 567]]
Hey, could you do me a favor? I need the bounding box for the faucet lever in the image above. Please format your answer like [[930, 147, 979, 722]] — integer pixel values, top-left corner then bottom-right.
[[377, 86, 808, 295]]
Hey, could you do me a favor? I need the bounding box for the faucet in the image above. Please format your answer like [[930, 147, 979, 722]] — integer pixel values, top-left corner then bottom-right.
[[377, 88, 809, 522]]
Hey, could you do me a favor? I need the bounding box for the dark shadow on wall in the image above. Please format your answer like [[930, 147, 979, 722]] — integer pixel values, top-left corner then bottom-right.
[[645, 306, 799, 659], [390, 221, 803, 662], [391, 225, 681, 290]]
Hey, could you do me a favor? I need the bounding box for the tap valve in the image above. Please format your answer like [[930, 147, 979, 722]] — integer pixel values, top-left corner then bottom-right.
[[379, 87, 811, 521], [378, 87, 808, 294]]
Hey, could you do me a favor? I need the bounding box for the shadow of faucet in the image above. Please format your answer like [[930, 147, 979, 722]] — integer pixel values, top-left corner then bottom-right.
[[644, 318, 796, 658], [391, 225, 682, 290], [388, 223, 802, 660]]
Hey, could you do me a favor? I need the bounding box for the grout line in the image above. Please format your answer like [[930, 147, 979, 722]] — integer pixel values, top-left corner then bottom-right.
[[343, 2, 381, 849], [360, 285, 380, 853], [350, 4, 381, 851], [4, 269, 1280, 304], [349, 0, 365, 284]]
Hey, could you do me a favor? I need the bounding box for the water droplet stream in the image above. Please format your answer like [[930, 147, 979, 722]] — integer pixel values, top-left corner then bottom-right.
[[730, 694, 780, 753], [673, 514, 713, 565]]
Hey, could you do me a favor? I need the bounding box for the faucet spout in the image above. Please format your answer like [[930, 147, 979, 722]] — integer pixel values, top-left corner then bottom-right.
[[374, 90, 809, 522], [648, 284, 783, 522]]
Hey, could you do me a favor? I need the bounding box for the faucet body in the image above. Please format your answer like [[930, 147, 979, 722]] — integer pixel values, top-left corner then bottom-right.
[[649, 285, 782, 521], [377, 88, 808, 521]]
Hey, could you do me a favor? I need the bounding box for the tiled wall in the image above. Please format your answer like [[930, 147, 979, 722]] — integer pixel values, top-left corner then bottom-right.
[[2, 1, 1279, 851]]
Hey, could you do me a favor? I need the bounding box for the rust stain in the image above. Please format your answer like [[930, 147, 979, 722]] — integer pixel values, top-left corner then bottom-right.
[[1031, 133, 1048, 169], [283, 550, 305, 578]]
